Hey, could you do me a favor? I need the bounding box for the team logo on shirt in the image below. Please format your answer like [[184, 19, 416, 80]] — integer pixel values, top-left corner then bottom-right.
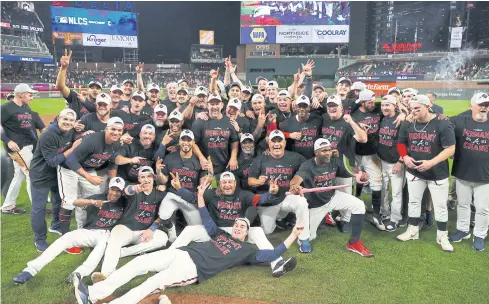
[[462, 128, 489, 152]]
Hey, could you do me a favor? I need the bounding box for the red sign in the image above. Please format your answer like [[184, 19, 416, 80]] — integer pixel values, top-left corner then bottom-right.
[[382, 42, 423, 53], [0, 22, 10, 28], [365, 82, 396, 96]]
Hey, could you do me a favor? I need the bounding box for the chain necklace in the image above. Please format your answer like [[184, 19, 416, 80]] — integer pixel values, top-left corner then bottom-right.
[[413, 114, 435, 133]]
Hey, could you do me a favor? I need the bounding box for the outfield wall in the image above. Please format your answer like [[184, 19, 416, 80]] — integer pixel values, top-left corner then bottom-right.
[[397, 81, 488, 100]]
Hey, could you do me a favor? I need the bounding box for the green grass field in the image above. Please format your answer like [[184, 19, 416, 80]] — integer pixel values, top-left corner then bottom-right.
[[2, 98, 489, 304]]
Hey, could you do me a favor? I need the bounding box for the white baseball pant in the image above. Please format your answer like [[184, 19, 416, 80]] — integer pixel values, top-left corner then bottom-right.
[[405, 171, 449, 222], [456, 178, 489, 239], [24, 229, 110, 278], [335, 176, 353, 222], [89, 249, 198, 304], [309, 191, 366, 240], [381, 160, 406, 223], [169, 225, 282, 269], [2, 145, 33, 211], [258, 195, 310, 240], [158, 192, 202, 225], [100, 224, 168, 276], [359, 154, 382, 191], [57, 166, 108, 228]]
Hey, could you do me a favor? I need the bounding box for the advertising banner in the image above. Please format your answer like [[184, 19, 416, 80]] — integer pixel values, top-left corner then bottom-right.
[[364, 82, 396, 96], [0, 22, 11, 28], [10, 24, 43, 32], [245, 44, 280, 58], [311, 25, 349, 43], [0, 55, 53, 63], [199, 30, 215, 45], [450, 27, 463, 49], [240, 27, 276, 44], [276, 25, 312, 43], [53, 32, 84, 46], [349, 75, 424, 82], [82, 33, 138, 48]]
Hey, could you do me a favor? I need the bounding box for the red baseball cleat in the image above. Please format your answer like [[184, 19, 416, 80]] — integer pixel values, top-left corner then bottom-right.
[[65, 247, 83, 255], [324, 213, 336, 226], [346, 240, 374, 258]]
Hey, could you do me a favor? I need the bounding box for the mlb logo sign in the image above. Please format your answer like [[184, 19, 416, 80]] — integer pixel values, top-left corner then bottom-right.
[[56, 16, 68, 24]]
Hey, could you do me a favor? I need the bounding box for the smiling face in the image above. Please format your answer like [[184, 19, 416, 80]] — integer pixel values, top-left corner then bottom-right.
[[169, 118, 183, 133], [402, 93, 414, 107], [336, 81, 351, 96], [88, 84, 102, 100], [252, 98, 265, 113], [410, 103, 429, 120], [105, 124, 124, 143], [196, 94, 207, 107], [240, 139, 255, 154], [57, 115, 76, 133], [315, 145, 332, 163], [138, 172, 154, 191], [231, 219, 248, 241], [362, 99, 375, 112], [123, 82, 134, 96], [208, 100, 223, 119], [381, 102, 395, 117], [153, 112, 167, 127], [295, 103, 310, 118], [258, 79, 267, 92], [226, 105, 240, 118], [139, 129, 155, 147], [110, 90, 122, 103], [96, 102, 111, 118], [314, 88, 325, 99], [327, 103, 343, 120], [179, 136, 193, 153], [240, 91, 251, 101], [276, 96, 291, 112], [219, 178, 236, 196], [471, 102, 489, 121], [107, 187, 123, 202], [148, 89, 160, 102], [177, 91, 188, 104], [269, 137, 286, 158], [267, 87, 278, 99], [229, 86, 241, 99], [166, 83, 177, 98]]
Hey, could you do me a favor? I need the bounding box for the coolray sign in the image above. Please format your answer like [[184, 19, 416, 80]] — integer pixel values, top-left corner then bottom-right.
[[311, 25, 349, 43], [276, 25, 312, 43], [81, 33, 138, 48]]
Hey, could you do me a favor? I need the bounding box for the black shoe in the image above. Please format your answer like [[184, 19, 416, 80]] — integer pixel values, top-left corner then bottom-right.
[[271, 257, 297, 277], [67, 272, 81, 285], [73, 272, 91, 304], [385, 221, 398, 232], [447, 200, 456, 210], [398, 217, 408, 228], [13, 271, 33, 285], [2, 207, 26, 214]]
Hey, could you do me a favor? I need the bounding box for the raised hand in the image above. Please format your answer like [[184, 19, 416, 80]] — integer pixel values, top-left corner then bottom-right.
[[301, 59, 315, 77], [60, 49, 72, 68], [155, 157, 164, 173], [170, 172, 181, 190], [209, 68, 219, 80], [197, 181, 210, 198], [268, 177, 279, 194], [136, 62, 144, 74]]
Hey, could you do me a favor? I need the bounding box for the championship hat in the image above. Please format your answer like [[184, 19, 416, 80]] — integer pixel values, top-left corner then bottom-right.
[[109, 177, 125, 191]]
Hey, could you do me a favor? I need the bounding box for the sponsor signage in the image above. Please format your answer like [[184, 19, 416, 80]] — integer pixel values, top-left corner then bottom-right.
[[276, 25, 312, 43], [81, 33, 138, 48], [0, 22, 11, 28], [364, 82, 396, 96], [311, 25, 349, 43], [240, 27, 276, 44], [0, 55, 53, 63], [348, 75, 424, 82], [199, 30, 215, 45], [381, 42, 423, 53], [450, 27, 463, 48], [10, 23, 43, 32], [245, 44, 280, 58]]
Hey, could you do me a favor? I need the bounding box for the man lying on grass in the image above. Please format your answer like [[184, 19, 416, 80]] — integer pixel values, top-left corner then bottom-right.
[[74, 181, 301, 304]]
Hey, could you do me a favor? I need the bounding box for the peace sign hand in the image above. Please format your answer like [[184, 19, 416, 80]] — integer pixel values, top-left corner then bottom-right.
[[169, 172, 181, 191], [60, 49, 72, 68], [155, 157, 165, 174], [268, 177, 279, 195], [136, 62, 144, 74]]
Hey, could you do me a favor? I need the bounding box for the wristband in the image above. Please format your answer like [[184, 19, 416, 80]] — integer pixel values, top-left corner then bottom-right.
[[149, 222, 159, 232]]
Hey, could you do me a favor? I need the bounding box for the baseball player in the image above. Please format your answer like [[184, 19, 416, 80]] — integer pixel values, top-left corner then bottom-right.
[[1, 83, 38, 214], [155, 110, 184, 155], [29, 109, 79, 252], [335, 77, 356, 115], [449, 92, 489, 251], [170, 171, 294, 277], [59, 117, 124, 238], [110, 91, 152, 140], [290, 138, 373, 257], [248, 130, 312, 253], [109, 85, 127, 110], [233, 133, 259, 191], [151, 104, 168, 142], [76, 93, 112, 135], [266, 80, 279, 104], [248, 94, 269, 145], [176, 87, 190, 109], [396, 95, 456, 252], [13, 177, 126, 285], [226, 98, 252, 136], [90, 166, 169, 283], [181, 86, 209, 128], [227, 82, 242, 101], [269, 90, 294, 126], [160, 82, 178, 114], [74, 183, 302, 304], [120, 79, 136, 103]]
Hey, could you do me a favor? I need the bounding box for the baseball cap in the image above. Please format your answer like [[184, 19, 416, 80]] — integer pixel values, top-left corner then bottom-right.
[[326, 95, 342, 106], [240, 133, 254, 143], [6, 92, 15, 98], [140, 124, 155, 133], [107, 117, 124, 127], [131, 91, 146, 100], [122, 79, 134, 86], [88, 81, 102, 89], [409, 94, 431, 106], [154, 104, 168, 114], [110, 85, 123, 93], [14, 83, 38, 94], [381, 95, 397, 105], [278, 90, 291, 99], [216, 80, 225, 93], [242, 86, 252, 94], [357, 89, 375, 103], [337, 77, 352, 85], [96, 92, 111, 104], [296, 95, 310, 106], [59, 108, 77, 119], [180, 129, 195, 140], [194, 86, 208, 96], [208, 93, 222, 102], [228, 98, 242, 109], [220, 171, 236, 181], [108, 177, 125, 191], [252, 94, 264, 102], [229, 82, 242, 89], [256, 76, 267, 84], [235, 217, 250, 229], [313, 84, 325, 92], [177, 79, 188, 86], [351, 81, 366, 91], [314, 138, 331, 151], [388, 87, 401, 95], [177, 87, 189, 94], [269, 130, 285, 141], [267, 81, 279, 89], [471, 92, 489, 105], [147, 83, 160, 92], [402, 88, 418, 96], [138, 166, 154, 175], [168, 110, 183, 121]]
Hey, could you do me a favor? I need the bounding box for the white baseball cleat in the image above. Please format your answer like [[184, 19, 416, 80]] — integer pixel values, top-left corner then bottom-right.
[[437, 230, 454, 252], [159, 295, 172, 304], [397, 224, 419, 241], [167, 226, 177, 243]]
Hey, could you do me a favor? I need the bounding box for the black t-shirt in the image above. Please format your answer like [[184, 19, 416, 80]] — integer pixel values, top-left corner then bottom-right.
[[162, 152, 203, 194], [79, 113, 107, 133], [180, 229, 259, 282], [1, 101, 36, 152], [111, 109, 152, 138], [161, 99, 178, 115], [233, 151, 256, 191], [65, 90, 92, 119], [271, 109, 294, 126], [32, 111, 46, 135], [180, 103, 208, 130], [296, 157, 350, 208], [378, 115, 401, 164], [351, 109, 381, 156], [83, 193, 125, 230], [236, 116, 251, 134], [280, 115, 322, 159], [431, 104, 444, 114], [64, 131, 121, 171], [320, 114, 356, 161], [450, 115, 489, 183], [398, 119, 456, 180], [118, 188, 166, 231], [30, 123, 75, 188], [192, 116, 239, 174], [248, 116, 267, 144], [342, 98, 358, 115], [155, 129, 180, 154], [248, 151, 306, 206], [141, 103, 155, 117], [109, 140, 156, 183], [204, 189, 255, 227]]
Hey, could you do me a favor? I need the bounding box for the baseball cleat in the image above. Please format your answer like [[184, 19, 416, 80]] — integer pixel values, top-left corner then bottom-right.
[[65, 247, 83, 255], [436, 230, 454, 252], [73, 272, 91, 304], [397, 225, 419, 241], [324, 213, 336, 226], [473, 237, 485, 251], [13, 271, 33, 285], [35, 241, 49, 252], [346, 240, 374, 257], [2, 207, 26, 214], [272, 257, 297, 277], [159, 295, 172, 304], [385, 221, 398, 232], [370, 216, 386, 231], [67, 272, 81, 285], [449, 230, 471, 242], [336, 221, 350, 233], [91, 272, 106, 284], [447, 200, 456, 210], [48, 226, 63, 236], [167, 226, 177, 243], [297, 239, 311, 253]]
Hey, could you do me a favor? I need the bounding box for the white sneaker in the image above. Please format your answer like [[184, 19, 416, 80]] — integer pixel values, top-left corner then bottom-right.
[[397, 225, 419, 241], [437, 230, 454, 252], [371, 216, 386, 231], [167, 226, 177, 243]]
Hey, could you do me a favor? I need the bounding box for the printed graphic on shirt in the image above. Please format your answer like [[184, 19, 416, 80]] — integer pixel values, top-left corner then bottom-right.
[[18, 113, 33, 129], [83, 153, 112, 168], [462, 128, 489, 152], [408, 132, 436, 153], [211, 233, 243, 256], [94, 208, 123, 228], [135, 199, 158, 225]]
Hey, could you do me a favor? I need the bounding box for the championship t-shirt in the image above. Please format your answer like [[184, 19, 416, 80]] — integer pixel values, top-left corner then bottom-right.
[[79, 113, 107, 133], [83, 193, 125, 230], [118, 188, 166, 231], [1, 101, 36, 152], [233, 152, 256, 191], [320, 114, 357, 169], [280, 115, 322, 159], [109, 140, 156, 183], [204, 189, 256, 227], [378, 115, 401, 164], [65, 90, 94, 119], [351, 109, 381, 156], [162, 152, 203, 194], [111, 109, 152, 138]]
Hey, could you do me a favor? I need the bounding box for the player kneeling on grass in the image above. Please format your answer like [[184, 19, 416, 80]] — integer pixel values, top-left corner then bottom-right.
[[74, 182, 302, 304], [13, 177, 126, 285], [169, 171, 296, 277], [289, 138, 373, 257]]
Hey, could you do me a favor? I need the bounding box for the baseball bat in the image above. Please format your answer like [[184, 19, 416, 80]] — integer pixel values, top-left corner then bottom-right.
[[286, 184, 349, 195]]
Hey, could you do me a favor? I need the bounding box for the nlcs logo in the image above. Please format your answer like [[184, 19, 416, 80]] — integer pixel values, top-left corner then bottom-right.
[[250, 28, 267, 43]]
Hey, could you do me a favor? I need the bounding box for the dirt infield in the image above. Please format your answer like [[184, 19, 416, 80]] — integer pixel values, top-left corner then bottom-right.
[[95, 293, 276, 304]]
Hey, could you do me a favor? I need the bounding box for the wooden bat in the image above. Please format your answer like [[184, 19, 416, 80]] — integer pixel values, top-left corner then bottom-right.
[[286, 184, 349, 195]]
